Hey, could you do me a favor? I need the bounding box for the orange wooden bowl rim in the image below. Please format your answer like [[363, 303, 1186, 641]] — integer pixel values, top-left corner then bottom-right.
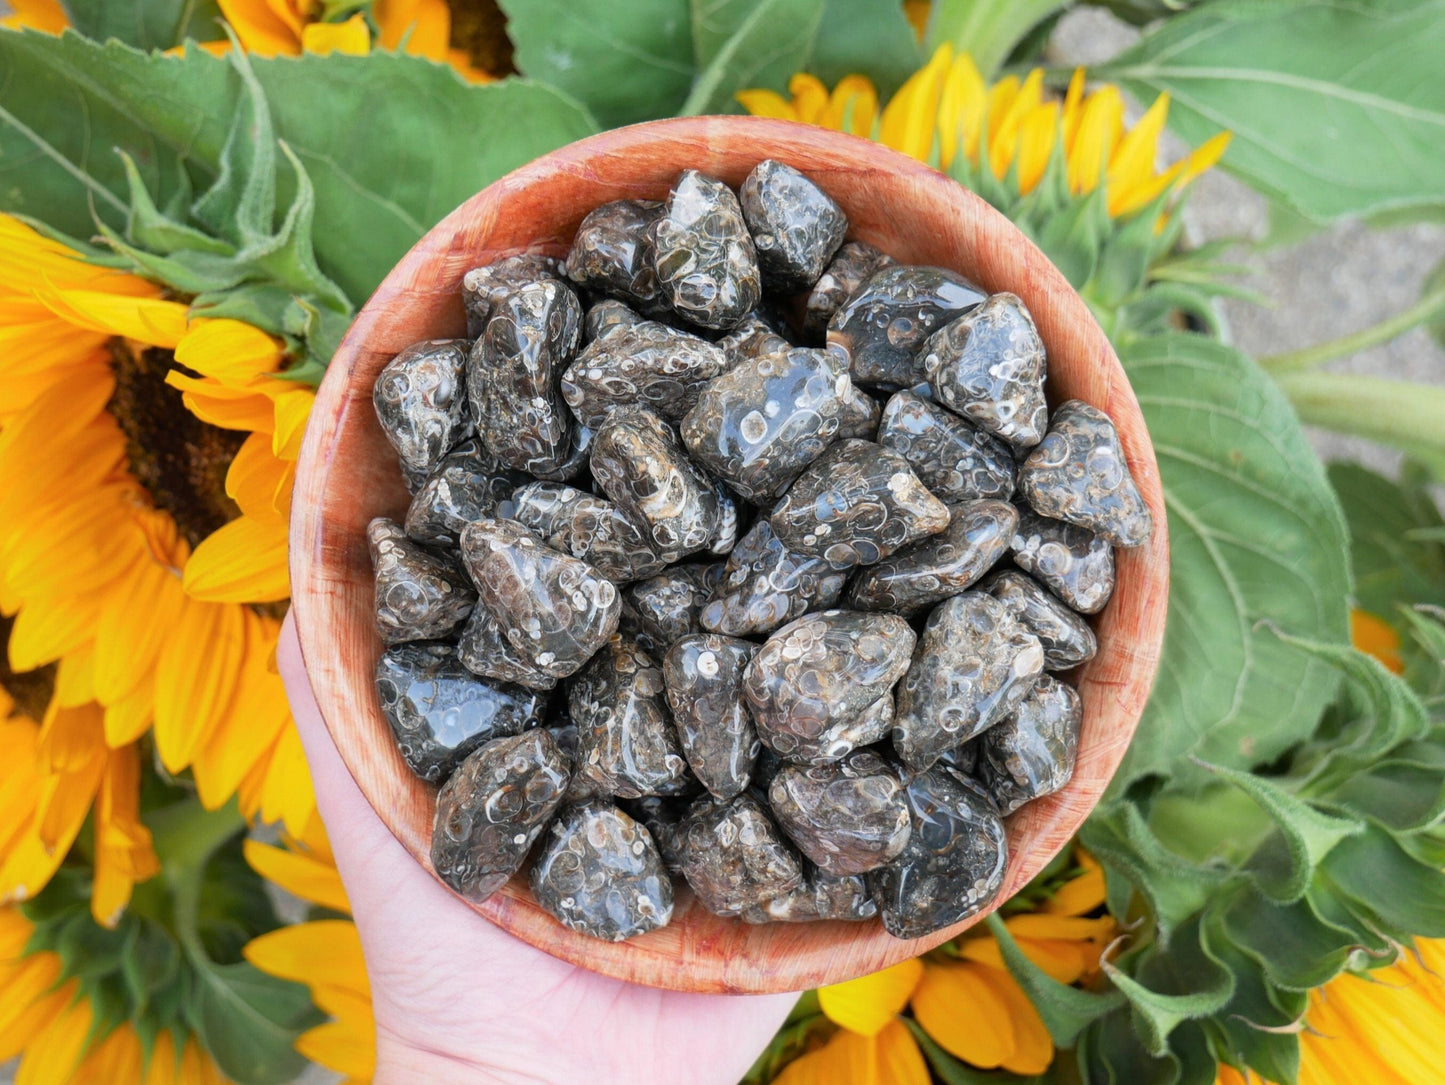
[[290, 116, 1169, 995]]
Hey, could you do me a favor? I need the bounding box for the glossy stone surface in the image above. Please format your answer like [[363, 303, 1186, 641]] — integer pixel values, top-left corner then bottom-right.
[[936, 739, 978, 777], [769, 439, 951, 570], [504, 481, 668, 583], [543, 705, 601, 803], [923, 293, 1048, 451], [768, 750, 911, 876], [893, 592, 1045, 771], [626, 564, 725, 657], [375, 643, 547, 783], [368, 518, 475, 645], [867, 766, 1007, 939], [651, 170, 761, 331], [456, 607, 558, 690], [740, 869, 876, 923], [679, 793, 804, 916], [1010, 508, 1116, 614], [743, 610, 915, 762], [663, 634, 759, 801], [430, 730, 571, 904], [706, 479, 742, 556], [719, 309, 790, 364], [976, 675, 1081, 815], [563, 198, 665, 311], [570, 637, 692, 799], [591, 406, 719, 563], [404, 438, 522, 547], [828, 265, 986, 386], [530, 800, 674, 941], [739, 159, 848, 292], [468, 280, 581, 476], [561, 320, 728, 427], [680, 346, 849, 503], [459, 519, 621, 680], [802, 241, 893, 341], [373, 339, 471, 475], [983, 570, 1098, 670], [698, 519, 848, 638], [461, 254, 562, 337], [621, 795, 691, 874], [836, 385, 881, 440], [584, 298, 647, 343], [876, 390, 1016, 503], [845, 499, 1017, 616], [1017, 400, 1153, 547]]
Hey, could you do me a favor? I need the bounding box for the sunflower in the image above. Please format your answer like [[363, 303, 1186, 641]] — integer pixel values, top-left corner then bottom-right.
[[245, 817, 376, 1083], [740, 45, 1231, 222], [0, 215, 315, 876], [776, 851, 1114, 1083], [1, 902, 224, 1085]]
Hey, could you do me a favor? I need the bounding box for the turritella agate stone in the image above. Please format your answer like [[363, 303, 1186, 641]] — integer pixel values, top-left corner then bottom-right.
[[679, 793, 805, 915], [431, 730, 571, 904], [375, 643, 547, 783], [802, 240, 893, 341], [983, 570, 1098, 670], [530, 801, 674, 941], [368, 518, 475, 645], [743, 610, 915, 762], [625, 564, 725, 657], [570, 637, 692, 799], [563, 198, 665, 312], [561, 321, 728, 428], [461, 254, 562, 337], [923, 292, 1049, 451], [651, 170, 761, 330], [845, 499, 1017, 616], [1010, 508, 1115, 614], [459, 519, 620, 680], [504, 481, 668, 584], [404, 439, 522, 547], [680, 346, 850, 504], [591, 406, 719, 563], [828, 264, 986, 387], [663, 634, 759, 801], [893, 592, 1045, 771], [1018, 400, 1154, 548], [868, 767, 1008, 938], [769, 440, 951, 571], [740, 869, 876, 924], [768, 750, 911, 876], [876, 390, 1016, 504], [469, 279, 581, 476], [738, 159, 848, 292], [456, 607, 558, 691], [373, 339, 471, 476], [976, 675, 1082, 815], [698, 519, 849, 638]]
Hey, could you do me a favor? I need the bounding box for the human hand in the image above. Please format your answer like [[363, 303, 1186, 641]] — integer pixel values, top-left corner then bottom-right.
[[277, 614, 798, 1084]]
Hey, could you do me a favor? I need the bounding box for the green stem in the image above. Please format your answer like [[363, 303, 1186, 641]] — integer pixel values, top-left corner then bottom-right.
[[1275, 371, 1445, 472], [1259, 283, 1445, 375], [146, 797, 246, 956], [926, 0, 1071, 78]]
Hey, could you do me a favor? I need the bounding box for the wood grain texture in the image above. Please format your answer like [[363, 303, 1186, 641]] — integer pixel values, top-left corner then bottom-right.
[[289, 117, 1169, 994]]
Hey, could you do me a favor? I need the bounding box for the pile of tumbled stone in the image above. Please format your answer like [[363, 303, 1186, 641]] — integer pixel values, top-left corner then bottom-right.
[[368, 160, 1152, 943]]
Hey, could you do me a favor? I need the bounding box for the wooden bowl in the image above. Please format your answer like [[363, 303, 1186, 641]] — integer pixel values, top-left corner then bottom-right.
[[290, 117, 1168, 994]]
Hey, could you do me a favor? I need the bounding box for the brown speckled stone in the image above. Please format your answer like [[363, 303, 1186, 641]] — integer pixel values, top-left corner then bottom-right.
[[828, 265, 985, 387], [663, 634, 760, 801], [922, 293, 1048, 451], [561, 320, 728, 428], [459, 519, 620, 680], [584, 298, 647, 344], [530, 800, 674, 941], [563, 199, 665, 312], [769, 439, 951, 571], [1018, 400, 1153, 547], [431, 730, 571, 904], [404, 438, 522, 547], [802, 241, 893, 341], [739, 159, 847, 292], [1010, 508, 1116, 615], [367, 518, 474, 646], [461, 254, 562, 337], [504, 481, 669, 584], [867, 766, 1007, 939], [976, 675, 1081, 815], [456, 606, 558, 690], [893, 592, 1045, 771], [627, 565, 726, 658], [698, 519, 848, 638], [373, 339, 471, 476], [570, 637, 692, 799], [767, 750, 911, 876], [982, 570, 1098, 670], [651, 170, 761, 331], [740, 869, 876, 923], [679, 793, 804, 916], [876, 390, 1016, 503]]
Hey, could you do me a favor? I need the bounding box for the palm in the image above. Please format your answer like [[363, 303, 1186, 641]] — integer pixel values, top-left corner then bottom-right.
[[279, 618, 796, 1084]]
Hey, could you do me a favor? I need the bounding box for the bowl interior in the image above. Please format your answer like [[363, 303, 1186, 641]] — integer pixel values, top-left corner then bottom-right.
[[290, 116, 1168, 994]]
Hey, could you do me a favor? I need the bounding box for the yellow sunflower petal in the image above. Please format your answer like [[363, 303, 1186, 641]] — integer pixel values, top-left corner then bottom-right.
[[737, 88, 800, 121], [103, 676, 156, 749], [243, 839, 351, 914], [1105, 91, 1170, 216], [879, 44, 952, 162], [152, 601, 247, 773], [255, 723, 318, 835], [2, 0, 69, 33], [35, 700, 105, 776], [245, 919, 368, 997], [1066, 85, 1124, 196], [819, 957, 924, 1037], [875, 1018, 931, 1085], [297, 1017, 377, 1080], [774, 1027, 869, 1085], [936, 51, 986, 168], [301, 13, 370, 55], [34, 285, 188, 349], [1174, 130, 1232, 187], [820, 75, 880, 139], [14, 991, 89, 1085], [271, 386, 316, 461], [1016, 100, 1059, 195], [1061, 67, 1087, 150], [183, 515, 291, 604], [0, 967, 68, 1061], [374, 0, 451, 57], [174, 319, 284, 385], [217, 0, 302, 54], [788, 72, 831, 125], [1041, 849, 1107, 916], [167, 373, 279, 433], [92, 745, 160, 927], [94, 557, 188, 706], [71, 1023, 143, 1083], [993, 970, 1054, 1075], [911, 960, 1017, 1069]]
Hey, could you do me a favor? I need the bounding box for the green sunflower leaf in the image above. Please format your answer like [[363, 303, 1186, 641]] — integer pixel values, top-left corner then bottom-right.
[[1098, 0, 1445, 221], [807, 0, 922, 98], [61, 0, 225, 50], [1319, 824, 1445, 938], [683, 0, 826, 115], [183, 956, 321, 1085], [1328, 462, 1445, 621], [985, 913, 1125, 1047], [1114, 334, 1351, 789], [1204, 925, 1304, 1085], [1219, 886, 1360, 993], [1106, 918, 1234, 1057]]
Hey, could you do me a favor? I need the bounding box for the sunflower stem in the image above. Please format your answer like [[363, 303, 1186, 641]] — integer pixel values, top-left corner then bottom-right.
[[146, 796, 246, 955], [1274, 371, 1445, 475], [1258, 283, 1445, 375], [926, 0, 1071, 77]]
